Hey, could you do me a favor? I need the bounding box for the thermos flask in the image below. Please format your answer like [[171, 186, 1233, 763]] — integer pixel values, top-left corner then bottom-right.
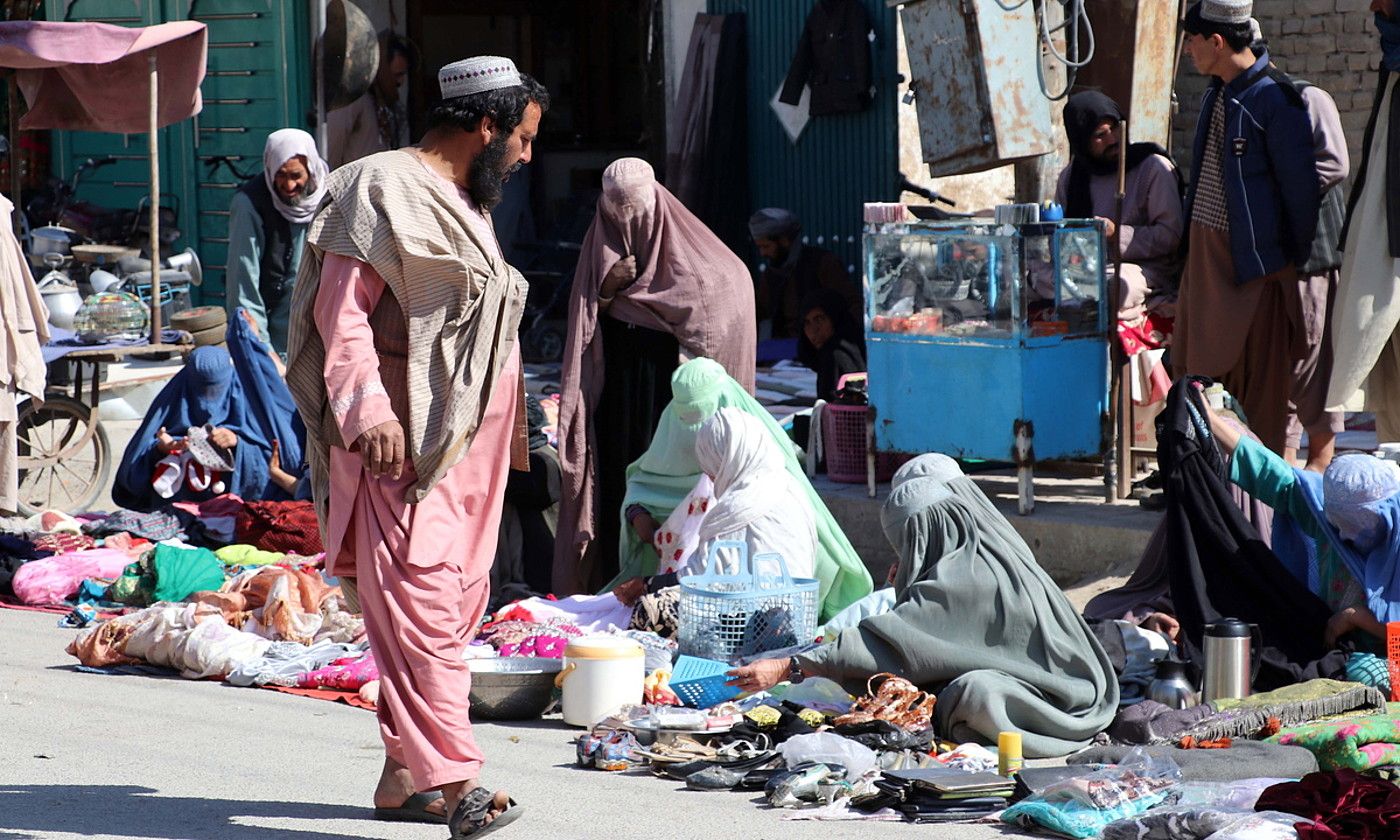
[[1202, 618, 1258, 702]]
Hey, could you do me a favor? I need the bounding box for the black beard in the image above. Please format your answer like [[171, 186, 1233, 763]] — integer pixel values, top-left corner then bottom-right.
[[468, 132, 513, 209]]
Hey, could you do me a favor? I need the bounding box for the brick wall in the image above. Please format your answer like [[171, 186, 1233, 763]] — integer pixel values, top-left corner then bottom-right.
[[1169, 0, 1380, 184]]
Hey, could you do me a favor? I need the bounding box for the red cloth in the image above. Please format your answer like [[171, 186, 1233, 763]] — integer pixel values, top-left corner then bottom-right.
[[236, 500, 324, 556], [0, 21, 205, 132], [1255, 770, 1400, 839], [264, 684, 375, 711]]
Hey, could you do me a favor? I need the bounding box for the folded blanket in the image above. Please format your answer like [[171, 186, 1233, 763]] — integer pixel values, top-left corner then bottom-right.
[[1071, 742, 1318, 782], [1269, 713, 1400, 772], [1178, 679, 1388, 743]]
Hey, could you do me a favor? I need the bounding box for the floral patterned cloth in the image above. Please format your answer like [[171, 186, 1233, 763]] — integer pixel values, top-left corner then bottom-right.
[[1270, 713, 1400, 771]]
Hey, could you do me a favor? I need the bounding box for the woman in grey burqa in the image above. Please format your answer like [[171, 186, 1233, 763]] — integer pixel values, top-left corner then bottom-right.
[[729, 455, 1118, 757]]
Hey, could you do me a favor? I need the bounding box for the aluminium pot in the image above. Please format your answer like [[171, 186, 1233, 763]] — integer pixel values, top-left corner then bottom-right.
[[29, 225, 75, 259]]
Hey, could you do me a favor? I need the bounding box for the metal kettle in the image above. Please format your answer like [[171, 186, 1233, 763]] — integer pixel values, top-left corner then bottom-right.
[[1202, 618, 1260, 703], [1146, 657, 1199, 709]]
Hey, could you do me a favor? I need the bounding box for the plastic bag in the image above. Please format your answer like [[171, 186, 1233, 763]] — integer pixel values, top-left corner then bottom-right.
[[1205, 810, 1319, 840], [768, 676, 854, 714], [1002, 747, 1183, 839], [778, 732, 877, 779]]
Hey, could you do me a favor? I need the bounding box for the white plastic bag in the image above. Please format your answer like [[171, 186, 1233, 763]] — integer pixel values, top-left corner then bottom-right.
[[1205, 810, 1318, 840], [779, 732, 877, 779]]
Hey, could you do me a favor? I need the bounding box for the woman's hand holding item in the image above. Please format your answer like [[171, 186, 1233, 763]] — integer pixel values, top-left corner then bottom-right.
[[1140, 612, 1181, 642], [726, 658, 789, 693], [614, 576, 647, 607], [155, 426, 180, 454], [1326, 605, 1386, 647], [598, 255, 637, 309], [210, 427, 239, 449]]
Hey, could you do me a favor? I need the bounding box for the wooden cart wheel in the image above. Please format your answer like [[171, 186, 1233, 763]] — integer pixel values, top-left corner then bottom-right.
[[15, 395, 111, 516]]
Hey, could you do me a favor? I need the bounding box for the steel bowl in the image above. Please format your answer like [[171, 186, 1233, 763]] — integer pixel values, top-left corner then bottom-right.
[[467, 657, 562, 721]]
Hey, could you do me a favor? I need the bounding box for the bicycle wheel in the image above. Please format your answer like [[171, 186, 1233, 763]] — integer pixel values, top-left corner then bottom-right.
[[15, 396, 112, 516]]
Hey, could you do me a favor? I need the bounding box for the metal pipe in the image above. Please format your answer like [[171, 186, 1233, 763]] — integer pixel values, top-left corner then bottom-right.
[[313, 0, 328, 157], [149, 53, 162, 345]]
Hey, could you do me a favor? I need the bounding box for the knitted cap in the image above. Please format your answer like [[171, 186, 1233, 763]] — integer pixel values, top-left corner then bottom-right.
[[438, 55, 521, 100], [1200, 0, 1252, 24]]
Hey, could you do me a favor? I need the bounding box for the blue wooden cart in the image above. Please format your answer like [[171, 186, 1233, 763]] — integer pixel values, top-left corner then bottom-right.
[[863, 217, 1112, 513]]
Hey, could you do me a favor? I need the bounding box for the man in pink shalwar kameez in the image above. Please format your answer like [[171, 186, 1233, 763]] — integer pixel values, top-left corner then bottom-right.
[[286, 56, 547, 839]]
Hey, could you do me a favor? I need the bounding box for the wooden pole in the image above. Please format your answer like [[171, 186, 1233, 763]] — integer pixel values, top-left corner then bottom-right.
[[149, 53, 162, 345], [1106, 118, 1129, 502], [7, 71, 19, 235]]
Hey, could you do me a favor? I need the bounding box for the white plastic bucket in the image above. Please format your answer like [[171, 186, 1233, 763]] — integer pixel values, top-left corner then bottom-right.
[[555, 635, 645, 727]]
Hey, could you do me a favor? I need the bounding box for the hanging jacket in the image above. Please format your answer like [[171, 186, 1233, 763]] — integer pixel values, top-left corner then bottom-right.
[[1185, 52, 1320, 285], [779, 0, 873, 116]]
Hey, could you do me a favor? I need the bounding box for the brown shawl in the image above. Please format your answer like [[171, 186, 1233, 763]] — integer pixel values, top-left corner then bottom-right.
[[286, 150, 527, 518], [554, 157, 756, 590]]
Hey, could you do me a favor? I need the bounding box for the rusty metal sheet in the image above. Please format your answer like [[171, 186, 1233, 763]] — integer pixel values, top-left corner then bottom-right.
[[900, 0, 1053, 176], [1074, 0, 1179, 147]]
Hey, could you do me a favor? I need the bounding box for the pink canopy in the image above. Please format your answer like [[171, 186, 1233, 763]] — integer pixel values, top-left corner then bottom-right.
[[0, 20, 206, 132]]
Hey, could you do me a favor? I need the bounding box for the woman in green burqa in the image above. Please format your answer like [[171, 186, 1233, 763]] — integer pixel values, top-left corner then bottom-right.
[[607, 358, 871, 621]]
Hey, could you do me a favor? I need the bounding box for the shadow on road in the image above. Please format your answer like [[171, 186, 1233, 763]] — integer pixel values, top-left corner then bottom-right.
[[0, 785, 401, 839]]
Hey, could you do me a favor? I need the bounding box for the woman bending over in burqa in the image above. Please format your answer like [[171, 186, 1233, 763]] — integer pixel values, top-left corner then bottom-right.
[[728, 461, 1118, 758], [1205, 400, 1400, 651]]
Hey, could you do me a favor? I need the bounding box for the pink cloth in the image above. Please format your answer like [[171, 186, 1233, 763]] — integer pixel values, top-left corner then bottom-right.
[[556, 158, 756, 585], [315, 252, 520, 790], [11, 548, 131, 605], [297, 651, 380, 691], [0, 21, 206, 132]]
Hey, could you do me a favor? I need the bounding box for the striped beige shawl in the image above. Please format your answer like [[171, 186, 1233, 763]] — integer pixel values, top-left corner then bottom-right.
[[286, 150, 526, 508]]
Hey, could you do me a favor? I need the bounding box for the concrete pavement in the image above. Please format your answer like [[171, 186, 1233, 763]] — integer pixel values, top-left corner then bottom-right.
[[0, 609, 1032, 840]]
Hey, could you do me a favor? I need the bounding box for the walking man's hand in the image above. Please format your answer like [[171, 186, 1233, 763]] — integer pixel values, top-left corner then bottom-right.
[[357, 420, 406, 479]]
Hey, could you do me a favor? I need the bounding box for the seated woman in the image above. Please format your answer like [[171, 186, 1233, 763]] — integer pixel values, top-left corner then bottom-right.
[[610, 357, 871, 621], [729, 469, 1118, 758], [797, 288, 865, 403], [1206, 404, 1400, 647], [113, 309, 304, 511], [689, 408, 816, 578]]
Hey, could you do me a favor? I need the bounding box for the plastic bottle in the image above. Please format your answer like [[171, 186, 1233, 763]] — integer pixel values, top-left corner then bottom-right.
[[997, 731, 1024, 777]]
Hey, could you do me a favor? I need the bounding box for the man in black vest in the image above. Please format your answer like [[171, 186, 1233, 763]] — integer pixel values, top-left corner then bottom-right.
[[749, 207, 861, 344], [224, 129, 328, 356]]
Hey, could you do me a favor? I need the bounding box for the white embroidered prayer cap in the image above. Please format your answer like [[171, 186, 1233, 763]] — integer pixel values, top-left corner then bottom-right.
[[438, 55, 522, 99], [1200, 0, 1252, 25]]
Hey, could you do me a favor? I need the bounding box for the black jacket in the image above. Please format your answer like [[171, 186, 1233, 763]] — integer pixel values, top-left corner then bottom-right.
[[779, 0, 872, 116]]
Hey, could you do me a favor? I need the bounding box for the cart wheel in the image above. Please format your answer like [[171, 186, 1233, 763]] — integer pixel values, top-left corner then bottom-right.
[[15, 396, 111, 516]]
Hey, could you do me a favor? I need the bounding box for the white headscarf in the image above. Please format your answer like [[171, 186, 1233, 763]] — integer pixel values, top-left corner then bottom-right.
[[693, 408, 816, 579], [262, 129, 329, 225]]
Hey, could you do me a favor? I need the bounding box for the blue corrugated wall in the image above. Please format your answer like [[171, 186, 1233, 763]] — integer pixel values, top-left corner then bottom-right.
[[705, 0, 900, 273]]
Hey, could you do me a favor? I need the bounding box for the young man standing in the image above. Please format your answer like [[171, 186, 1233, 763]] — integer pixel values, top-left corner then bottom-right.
[[1173, 0, 1320, 454]]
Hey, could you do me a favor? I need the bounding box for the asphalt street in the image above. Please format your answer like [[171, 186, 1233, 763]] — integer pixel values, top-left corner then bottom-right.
[[0, 609, 1029, 840]]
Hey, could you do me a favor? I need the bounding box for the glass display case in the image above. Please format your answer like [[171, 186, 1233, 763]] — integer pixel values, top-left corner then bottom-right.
[[863, 218, 1111, 512]]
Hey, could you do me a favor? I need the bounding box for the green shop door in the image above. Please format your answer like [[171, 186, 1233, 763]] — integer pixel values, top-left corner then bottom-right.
[[48, 0, 312, 305]]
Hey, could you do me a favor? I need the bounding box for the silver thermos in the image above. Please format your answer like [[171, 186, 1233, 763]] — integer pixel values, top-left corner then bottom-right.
[[1202, 618, 1258, 702], [1146, 657, 1199, 709]]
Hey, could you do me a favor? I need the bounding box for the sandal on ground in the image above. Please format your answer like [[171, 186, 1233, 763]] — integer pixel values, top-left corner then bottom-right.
[[372, 791, 447, 824], [448, 787, 522, 839]]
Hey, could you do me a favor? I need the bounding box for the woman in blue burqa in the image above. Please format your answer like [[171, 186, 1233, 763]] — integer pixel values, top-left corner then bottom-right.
[[113, 309, 305, 510]]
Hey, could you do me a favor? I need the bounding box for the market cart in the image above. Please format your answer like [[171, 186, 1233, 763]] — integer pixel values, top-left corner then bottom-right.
[[0, 20, 206, 514], [863, 216, 1112, 514]]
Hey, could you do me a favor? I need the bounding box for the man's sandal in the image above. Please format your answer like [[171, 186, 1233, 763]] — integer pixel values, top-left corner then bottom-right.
[[448, 787, 522, 839]]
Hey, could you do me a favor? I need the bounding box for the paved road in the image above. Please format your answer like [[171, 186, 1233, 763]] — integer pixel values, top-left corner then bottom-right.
[[0, 610, 1029, 840]]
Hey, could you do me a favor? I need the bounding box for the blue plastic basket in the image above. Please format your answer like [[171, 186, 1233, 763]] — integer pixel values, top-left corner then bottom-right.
[[677, 541, 818, 662], [668, 655, 741, 709]]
